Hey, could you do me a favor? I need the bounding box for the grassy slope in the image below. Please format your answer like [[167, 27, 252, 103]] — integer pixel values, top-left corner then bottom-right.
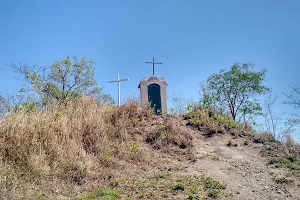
[[1, 99, 299, 199], [0, 99, 224, 199]]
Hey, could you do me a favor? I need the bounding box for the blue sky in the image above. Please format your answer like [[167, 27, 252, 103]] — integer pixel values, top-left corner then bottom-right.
[[1, 0, 300, 134]]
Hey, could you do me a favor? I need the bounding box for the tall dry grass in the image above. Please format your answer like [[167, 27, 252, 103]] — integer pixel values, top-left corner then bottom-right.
[[0, 97, 194, 199]]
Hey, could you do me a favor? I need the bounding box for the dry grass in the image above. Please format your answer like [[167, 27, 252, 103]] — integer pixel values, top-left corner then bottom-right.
[[145, 116, 194, 154], [254, 132, 300, 160], [252, 132, 277, 145], [256, 132, 300, 181], [0, 98, 194, 199]]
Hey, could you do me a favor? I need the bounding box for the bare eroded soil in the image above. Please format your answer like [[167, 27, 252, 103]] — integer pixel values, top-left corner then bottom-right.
[[184, 129, 300, 200]]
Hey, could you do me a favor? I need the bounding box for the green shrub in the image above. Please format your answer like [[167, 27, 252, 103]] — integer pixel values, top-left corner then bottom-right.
[[129, 141, 139, 153], [78, 188, 121, 200], [152, 172, 172, 179], [207, 189, 221, 198], [268, 157, 290, 165], [188, 193, 201, 200], [202, 177, 226, 191], [268, 157, 300, 170], [173, 183, 185, 191], [290, 161, 300, 170], [185, 106, 241, 133], [202, 177, 225, 198]]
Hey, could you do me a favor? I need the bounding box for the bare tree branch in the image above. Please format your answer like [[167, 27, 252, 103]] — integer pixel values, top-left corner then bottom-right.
[[283, 85, 300, 109]]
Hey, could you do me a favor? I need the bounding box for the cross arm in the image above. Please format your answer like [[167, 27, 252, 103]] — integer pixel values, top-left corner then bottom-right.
[[108, 78, 129, 83], [145, 62, 162, 64]]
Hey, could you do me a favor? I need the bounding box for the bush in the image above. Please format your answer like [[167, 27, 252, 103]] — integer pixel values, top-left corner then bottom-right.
[[261, 136, 300, 173], [145, 116, 194, 155], [152, 172, 172, 179], [188, 194, 201, 200], [173, 183, 185, 191], [207, 189, 221, 198], [78, 188, 121, 200], [253, 132, 276, 144], [202, 177, 226, 198], [268, 156, 300, 170], [202, 177, 226, 190], [269, 157, 290, 165], [184, 106, 241, 135]]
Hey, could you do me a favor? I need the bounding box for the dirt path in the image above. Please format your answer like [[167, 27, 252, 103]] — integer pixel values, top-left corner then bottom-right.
[[185, 132, 300, 200]]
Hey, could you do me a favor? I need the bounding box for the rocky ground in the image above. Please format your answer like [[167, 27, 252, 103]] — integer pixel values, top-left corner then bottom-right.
[[184, 126, 300, 200]]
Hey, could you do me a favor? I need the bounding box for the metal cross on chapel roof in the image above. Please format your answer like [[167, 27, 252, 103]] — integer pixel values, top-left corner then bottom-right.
[[145, 57, 162, 76]]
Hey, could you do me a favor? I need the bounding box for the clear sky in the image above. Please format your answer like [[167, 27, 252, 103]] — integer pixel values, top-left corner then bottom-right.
[[1, 0, 300, 134]]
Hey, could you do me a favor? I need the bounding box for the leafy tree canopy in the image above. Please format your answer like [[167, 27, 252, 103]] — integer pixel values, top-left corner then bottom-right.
[[9, 56, 113, 106], [201, 63, 269, 122]]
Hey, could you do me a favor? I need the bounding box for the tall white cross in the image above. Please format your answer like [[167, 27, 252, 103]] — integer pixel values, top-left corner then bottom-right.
[[109, 73, 129, 106]]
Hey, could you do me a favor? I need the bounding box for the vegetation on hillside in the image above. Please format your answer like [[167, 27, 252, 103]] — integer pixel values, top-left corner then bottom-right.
[[184, 105, 251, 137], [4, 57, 113, 112], [1, 58, 299, 199], [0, 98, 203, 199], [200, 63, 269, 123]]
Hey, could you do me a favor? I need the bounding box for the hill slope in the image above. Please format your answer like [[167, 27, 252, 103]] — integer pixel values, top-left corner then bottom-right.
[[0, 100, 299, 199], [186, 131, 300, 200]]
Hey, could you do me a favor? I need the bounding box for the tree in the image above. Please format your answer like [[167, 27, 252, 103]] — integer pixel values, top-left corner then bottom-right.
[[9, 56, 108, 105], [201, 63, 269, 122], [169, 93, 195, 115], [0, 92, 36, 117], [0, 93, 11, 118], [95, 94, 115, 106], [283, 85, 300, 129], [263, 92, 282, 138], [283, 85, 300, 110]]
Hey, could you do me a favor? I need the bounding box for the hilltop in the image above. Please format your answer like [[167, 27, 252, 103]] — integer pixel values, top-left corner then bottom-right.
[[0, 99, 299, 200]]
